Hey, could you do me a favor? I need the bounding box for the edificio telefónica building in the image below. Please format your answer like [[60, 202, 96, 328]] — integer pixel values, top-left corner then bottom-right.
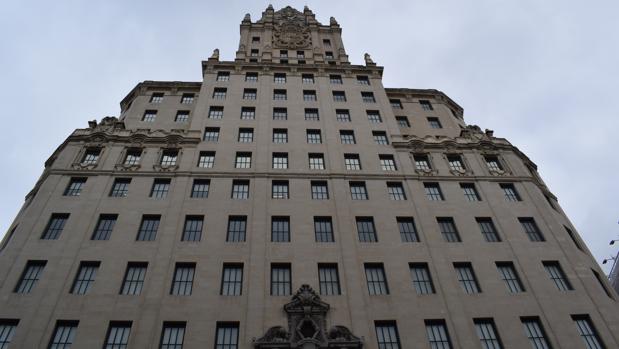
[[1, 5, 618, 349]]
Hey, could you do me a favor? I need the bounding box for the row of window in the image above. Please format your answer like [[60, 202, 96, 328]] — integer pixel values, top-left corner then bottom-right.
[[0, 314, 606, 349], [208, 86, 381, 104], [148, 92, 194, 105]]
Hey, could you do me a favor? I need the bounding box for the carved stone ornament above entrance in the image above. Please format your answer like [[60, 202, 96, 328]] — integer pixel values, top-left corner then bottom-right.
[[272, 6, 311, 49], [254, 284, 363, 348]]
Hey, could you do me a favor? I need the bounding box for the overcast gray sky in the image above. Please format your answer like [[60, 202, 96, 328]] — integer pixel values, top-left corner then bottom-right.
[[1, 0, 618, 272]]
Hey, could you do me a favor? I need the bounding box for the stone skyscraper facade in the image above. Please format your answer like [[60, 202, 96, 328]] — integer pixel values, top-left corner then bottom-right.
[[1, 5, 618, 349]]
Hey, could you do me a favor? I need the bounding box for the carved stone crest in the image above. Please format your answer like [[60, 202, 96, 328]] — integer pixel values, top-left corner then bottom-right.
[[272, 6, 311, 49]]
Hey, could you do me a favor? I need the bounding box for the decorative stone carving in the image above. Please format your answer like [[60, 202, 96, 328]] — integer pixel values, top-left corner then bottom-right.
[[272, 6, 311, 49], [364, 53, 375, 66], [243, 13, 251, 23], [87, 116, 125, 132], [330, 17, 338, 26], [210, 48, 220, 60]]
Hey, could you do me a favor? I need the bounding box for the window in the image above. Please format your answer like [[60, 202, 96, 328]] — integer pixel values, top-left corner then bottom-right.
[[150, 93, 164, 103], [41, 213, 69, 240], [160, 149, 178, 166], [563, 226, 584, 251], [216, 71, 230, 81], [82, 148, 101, 165], [332, 91, 346, 102], [271, 264, 291, 296], [427, 117, 442, 129], [485, 156, 503, 172], [398, 217, 419, 242], [170, 263, 195, 296], [325, 51, 334, 59], [340, 130, 356, 144], [191, 179, 210, 198], [91, 214, 117, 241], [273, 73, 286, 83], [311, 181, 329, 200], [175, 110, 189, 123], [365, 263, 388, 294], [519, 218, 545, 242], [314, 217, 334, 242], [367, 111, 382, 123], [543, 261, 573, 291], [474, 319, 503, 349], [231, 180, 250, 199], [592, 269, 614, 299], [181, 216, 203, 242], [238, 128, 254, 143], [49, 321, 78, 348], [273, 108, 287, 120], [124, 149, 142, 165], [245, 72, 258, 82], [64, 177, 86, 196], [198, 151, 215, 168], [572, 315, 604, 349], [221, 264, 243, 296], [500, 183, 521, 201], [447, 155, 465, 171], [15, 260, 46, 293], [350, 182, 368, 200], [273, 89, 287, 100], [477, 218, 501, 242], [150, 179, 171, 199], [521, 317, 552, 349], [137, 215, 160, 241], [226, 216, 247, 242], [424, 183, 444, 201], [344, 154, 361, 170], [296, 50, 305, 58], [387, 182, 406, 200], [420, 100, 434, 110], [104, 322, 132, 349], [309, 153, 325, 170], [323, 39, 331, 47], [437, 217, 461, 242], [279, 50, 288, 58], [373, 131, 389, 144], [379, 155, 397, 171], [302, 74, 314, 83], [272, 180, 289, 199], [272, 153, 288, 169], [329, 74, 343, 84], [252, 36, 260, 43], [215, 323, 239, 349], [496, 262, 524, 293], [160, 322, 185, 349], [208, 106, 224, 119], [318, 264, 340, 295], [414, 154, 432, 171], [203, 127, 220, 142], [273, 128, 288, 143], [235, 152, 252, 169], [375, 321, 401, 349], [336, 109, 351, 122], [361, 92, 376, 103], [109, 178, 131, 197], [461, 183, 481, 201], [180, 93, 194, 104], [396, 116, 410, 127], [212, 88, 227, 99], [454, 262, 480, 293], [390, 99, 403, 109], [271, 216, 290, 242], [242, 88, 257, 100], [425, 320, 452, 349], [0, 320, 18, 348], [240, 107, 255, 120], [304, 108, 319, 120], [356, 217, 377, 242], [357, 75, 370, 85], [410, 263, 435, 294], [121, 262, 147, 295]]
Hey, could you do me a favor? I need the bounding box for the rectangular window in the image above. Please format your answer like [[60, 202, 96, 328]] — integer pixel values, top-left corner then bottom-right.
[[273, 129, 288, 143], [231, 180, 250, 199], [344, 154, 361, 170], [476, 218, 501, 242], [208, 106, 224, 119], [304, 108, 319, 120], [302, 74, 314, 83], [414, 154, 432, 171], [410, 263, 435, 294], [521, 317, 552, 349], [235, 152, 252, 169], [238, 128, 254, 143], [180, 93, 194, 104], [160, 149, 178, 166], [143, 110, 157, 122], [150, 179, 171, 199], [375, 321, 401, 349], [543, 261, 573, 291], [273, 89, 287, 100], [361, 92, 376, 103], [311, 181, 329, 200], [303, 90, 317, 102], [500, 183, 521, 201], [396, 116, 410, 127], [398, 217, 419, 242], [49, 321, 78, 348], [420, 100, 434, 110], [519, 218, 545, 242], [325, 74, 341, 84], [357, 75, 370, 85], [454, 262, 481, 293], [336, 109, 351, 122], [160, 322, 185, 349], [373, 131, 389, 144], [390, 99, 403, 109], [191, 179, 210, 198], [203, 127, 220, 142], [14, 261, 46, 293], [91, 214, 117, 240], [379, 155, 397, 171], [332, 91, 346, 102], [272, 180, 289, 199], [240, 107, 255, 120], [0, 319, 18, 348], [273, 73, 286, 84], [220, 264, 243, 296], [424, 183, 444, 201], [272, 153, 288, 170], [318, 264, 341, 295], [198, 151, 215, 168], [215, 323, 239, 349], [297, 50, 305, 58], [124, 149, 142, 165], [572, 315, 605, 349], [323, 39, 331, 47], [592, 269, 614, 299], [245, 72, 258, 81], [121, 262, 147, 295], [306, 129, 322, 143], [367, 110, 382, 123], [309, 153, 325, 170], [447, 155, 465, 171], [175, 110, 189, 123], [271, 216, 290, 242], [110, 178, 131, 197], [243, 88, 257, 100], [485, 156, 503, 171], [182, 216, 203, 242], [224, 215, 247, 242], [387, 182, 406, 200], [339, 130, 356, 144], [137, 215, 160, 241], [212, 88, 227, 99], [438, 217, 461, 242], [273, 108, 287, 120], [171, 263, 195, 296], [216, 71, 230, 81], [496, 262, 524, 293], [82, 148, 101, 165], [279, 50, 288, 58], [271, 264, 291, 296], [356, 217, 377, 242], [64, 177, 86, 196], [474, 319, 503, 349], [425, 320, 452, 349], [104, 321, 132, 349], [41, 213, 69, 240], [365, 263, 389, 295], [461, 183, 481, 201], [150, 93, 164, 103], [427, 117, 442, 129], [325, 51, 334, 59], [71, 261, 100, 295], [350, 181, 368, 200], [314, 217, 334, 242]]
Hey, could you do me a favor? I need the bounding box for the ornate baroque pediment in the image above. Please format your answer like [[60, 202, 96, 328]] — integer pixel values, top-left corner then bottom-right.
[[272, 6, 311, 49]]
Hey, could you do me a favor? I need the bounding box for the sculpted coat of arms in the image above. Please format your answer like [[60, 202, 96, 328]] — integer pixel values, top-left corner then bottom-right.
[[272, 6, 311, 49]]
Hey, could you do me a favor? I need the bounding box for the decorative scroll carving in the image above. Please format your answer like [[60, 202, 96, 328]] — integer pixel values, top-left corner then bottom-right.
[[272, 6, 311, 49]]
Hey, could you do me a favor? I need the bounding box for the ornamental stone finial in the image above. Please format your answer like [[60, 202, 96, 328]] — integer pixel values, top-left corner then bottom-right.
[[210, 48, 220, 60], [330, 16, 338, 26], [243, 13, 251, 22], [364, 53, 375, 65], [267, 4, 274, 11]]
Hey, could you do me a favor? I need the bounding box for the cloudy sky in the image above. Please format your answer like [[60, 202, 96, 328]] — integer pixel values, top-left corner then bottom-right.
[[1, 0, 618, 272]]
